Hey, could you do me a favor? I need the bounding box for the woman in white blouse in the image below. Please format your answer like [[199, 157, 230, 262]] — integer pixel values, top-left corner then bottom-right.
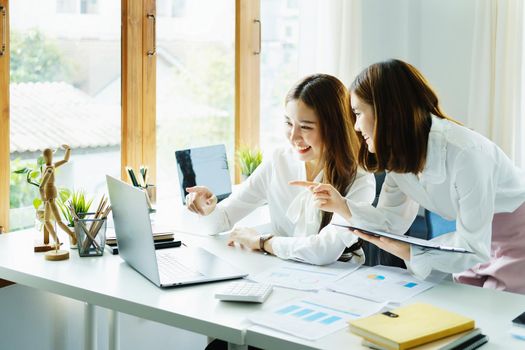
[[344, 59, 525, 293], [185, 74, 376, 265]]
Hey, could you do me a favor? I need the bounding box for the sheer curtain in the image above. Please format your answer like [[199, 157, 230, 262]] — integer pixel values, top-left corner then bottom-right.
[[297, 0, 362, 86], [467, 0, 524, 166]]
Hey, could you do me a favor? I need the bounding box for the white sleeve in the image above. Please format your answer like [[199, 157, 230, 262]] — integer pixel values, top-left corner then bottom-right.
[[271, 170, 376, 265], [407, 148, 494, 279], [346, 168, 377, 204], [198, 156, 271, 234], [346, 173, 419, 234], [271, 224, 363, 265]]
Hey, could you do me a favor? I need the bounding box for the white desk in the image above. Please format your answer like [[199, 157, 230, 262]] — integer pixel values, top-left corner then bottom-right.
[[0, 230, 267, 349], [1, 227, 524, 350]]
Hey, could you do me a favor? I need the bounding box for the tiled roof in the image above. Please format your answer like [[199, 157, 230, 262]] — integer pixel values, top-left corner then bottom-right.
[[10, 82, 120, 154]]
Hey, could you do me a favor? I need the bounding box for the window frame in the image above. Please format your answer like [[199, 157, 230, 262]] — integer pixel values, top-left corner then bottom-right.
[[235, 0, 260, 183]]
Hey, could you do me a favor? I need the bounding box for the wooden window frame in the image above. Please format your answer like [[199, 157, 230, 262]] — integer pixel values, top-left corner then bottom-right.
[[121, 0, 156, 189], [235, 0, 260, 183]]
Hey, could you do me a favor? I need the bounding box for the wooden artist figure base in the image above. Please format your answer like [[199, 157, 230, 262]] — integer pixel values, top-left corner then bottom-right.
[[34, 243, 55, 253], [45, 250, 70, 261]]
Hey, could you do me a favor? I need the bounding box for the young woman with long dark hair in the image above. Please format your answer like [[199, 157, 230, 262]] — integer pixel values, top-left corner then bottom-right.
[[185, 74, 375, 265]]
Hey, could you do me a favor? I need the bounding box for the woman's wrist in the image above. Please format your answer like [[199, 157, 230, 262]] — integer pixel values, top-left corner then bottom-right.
[[337, 199, 352, 220], [258, 234, 274, 254]]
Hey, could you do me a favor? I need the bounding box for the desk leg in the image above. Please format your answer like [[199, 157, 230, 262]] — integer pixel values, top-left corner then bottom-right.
[[84, 302, 97, 350], [108, 310, 120, 350], [227, 343, 247, 350]]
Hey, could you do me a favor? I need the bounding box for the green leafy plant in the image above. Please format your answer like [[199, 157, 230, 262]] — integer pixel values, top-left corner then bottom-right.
[[237, 146, 263, 177], [12, 157, 70, 210], [12, 156, 46, 209], [11, 29, 72, 83], [10, 158, 41, 209], [57, 190, 93, 227]]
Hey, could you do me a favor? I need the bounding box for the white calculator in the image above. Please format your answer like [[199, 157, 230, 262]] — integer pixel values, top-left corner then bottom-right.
[[215, 281, 273, 303]]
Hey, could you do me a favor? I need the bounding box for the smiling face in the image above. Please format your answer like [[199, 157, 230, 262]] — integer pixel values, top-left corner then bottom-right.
[[284, 99, 323, 164], [351, 91, 376, 153]]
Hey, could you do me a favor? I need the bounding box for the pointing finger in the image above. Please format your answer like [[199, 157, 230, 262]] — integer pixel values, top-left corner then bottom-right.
[[186, 186, 208, 194]]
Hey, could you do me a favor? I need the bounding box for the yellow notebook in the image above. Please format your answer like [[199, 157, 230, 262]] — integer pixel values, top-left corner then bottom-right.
[[349, 303, 475, 350]]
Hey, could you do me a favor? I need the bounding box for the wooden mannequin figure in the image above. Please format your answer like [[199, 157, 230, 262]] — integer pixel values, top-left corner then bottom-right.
[[38, 145, 75, 261]]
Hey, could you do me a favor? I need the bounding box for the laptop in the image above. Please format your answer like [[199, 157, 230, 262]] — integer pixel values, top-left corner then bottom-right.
[[175, 144, 232, 204], [106, 175, 247, 287]]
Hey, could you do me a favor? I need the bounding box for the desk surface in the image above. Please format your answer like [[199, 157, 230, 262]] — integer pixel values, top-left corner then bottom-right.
[[1, 222, 524, 349]]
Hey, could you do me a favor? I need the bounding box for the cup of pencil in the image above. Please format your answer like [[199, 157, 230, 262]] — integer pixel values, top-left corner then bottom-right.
[[145, 184, 156, 205], [71, 196, 111, 257], [126, 165, 156, 210]]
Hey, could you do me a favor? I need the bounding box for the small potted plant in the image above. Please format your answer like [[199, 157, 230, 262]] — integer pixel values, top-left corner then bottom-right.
[[57, 190, 93, 226], [237, 146, 263, 181], [57, 190, 93, 247]]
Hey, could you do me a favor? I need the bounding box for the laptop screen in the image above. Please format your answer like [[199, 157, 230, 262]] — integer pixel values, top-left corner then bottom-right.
[[175, 144, 232, 204]]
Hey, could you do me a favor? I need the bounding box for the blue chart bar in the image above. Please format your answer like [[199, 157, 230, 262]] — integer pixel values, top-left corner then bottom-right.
[[304, 312, 327, 322], [293, 309, 314, 317], [275, 304, 345, 326], [276, 305, 301, 315], [320, 316, 342, 325]]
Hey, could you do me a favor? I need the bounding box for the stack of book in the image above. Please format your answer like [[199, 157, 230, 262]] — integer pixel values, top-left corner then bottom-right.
[[349, 303, 488, 350], [105, 229, 180, 255]]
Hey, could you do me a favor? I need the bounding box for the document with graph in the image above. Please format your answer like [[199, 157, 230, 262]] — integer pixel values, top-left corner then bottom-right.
[[248, 290, 385, 341], [249, 260, 360, 291], [327, 265, 435, 303]]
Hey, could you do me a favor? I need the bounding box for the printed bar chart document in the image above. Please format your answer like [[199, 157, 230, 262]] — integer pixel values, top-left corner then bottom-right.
[[249, 290, 385, 341]]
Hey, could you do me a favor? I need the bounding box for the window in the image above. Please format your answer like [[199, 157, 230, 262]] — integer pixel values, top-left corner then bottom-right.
[[0, 0, 257, 231], [80, 0, 99, 14], [9, 0, 120, 231], [155, 0, 235, 203], [259, 0, 300, 152], [57, 0, 76, 13], [171, 0, 186, 17]]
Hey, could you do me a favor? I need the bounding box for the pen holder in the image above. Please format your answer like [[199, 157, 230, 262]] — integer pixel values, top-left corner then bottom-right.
[[74, 213, 107, 257], [145, 184, 156, 205], [141, 185, 156, 213]]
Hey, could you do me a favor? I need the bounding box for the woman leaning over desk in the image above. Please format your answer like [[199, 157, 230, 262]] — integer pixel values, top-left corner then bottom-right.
[[341, 59, 525, 293], [185, 74, 375, 265]]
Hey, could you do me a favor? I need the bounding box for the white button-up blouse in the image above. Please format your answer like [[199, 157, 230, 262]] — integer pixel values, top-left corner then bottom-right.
[[347, 116, 525, 279], [200, 146, 376, 265]]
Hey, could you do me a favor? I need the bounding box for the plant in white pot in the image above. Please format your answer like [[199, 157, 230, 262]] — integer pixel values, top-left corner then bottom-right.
[[237, 146, 263, 181]]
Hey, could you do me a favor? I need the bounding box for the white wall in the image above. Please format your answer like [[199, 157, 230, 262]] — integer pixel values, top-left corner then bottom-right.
[[0, 284, 207, 350], [361, 0, 477, 123]]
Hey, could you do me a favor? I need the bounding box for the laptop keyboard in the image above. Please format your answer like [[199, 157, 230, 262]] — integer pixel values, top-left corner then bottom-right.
[[156, 251, 203, 281]]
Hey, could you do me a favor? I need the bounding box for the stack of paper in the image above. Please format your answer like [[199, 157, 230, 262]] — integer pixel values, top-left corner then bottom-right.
[[105, 227, 174, 246]]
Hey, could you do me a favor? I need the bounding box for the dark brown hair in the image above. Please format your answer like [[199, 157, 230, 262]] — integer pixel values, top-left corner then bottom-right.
[[286, 74, 363, 253], [349, 59, 455, 174]]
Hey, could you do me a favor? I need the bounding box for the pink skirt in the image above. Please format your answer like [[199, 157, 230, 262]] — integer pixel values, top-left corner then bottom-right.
[[454, 202, 525, 294]]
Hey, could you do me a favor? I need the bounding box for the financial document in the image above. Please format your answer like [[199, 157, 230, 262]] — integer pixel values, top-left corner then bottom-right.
[[250, 260, 360, 291], [249, 290, 385, 341], [327, 265, 435, 303]]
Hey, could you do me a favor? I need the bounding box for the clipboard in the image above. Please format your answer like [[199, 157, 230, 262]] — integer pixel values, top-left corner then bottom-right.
[[332, 223, 474, 254]]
